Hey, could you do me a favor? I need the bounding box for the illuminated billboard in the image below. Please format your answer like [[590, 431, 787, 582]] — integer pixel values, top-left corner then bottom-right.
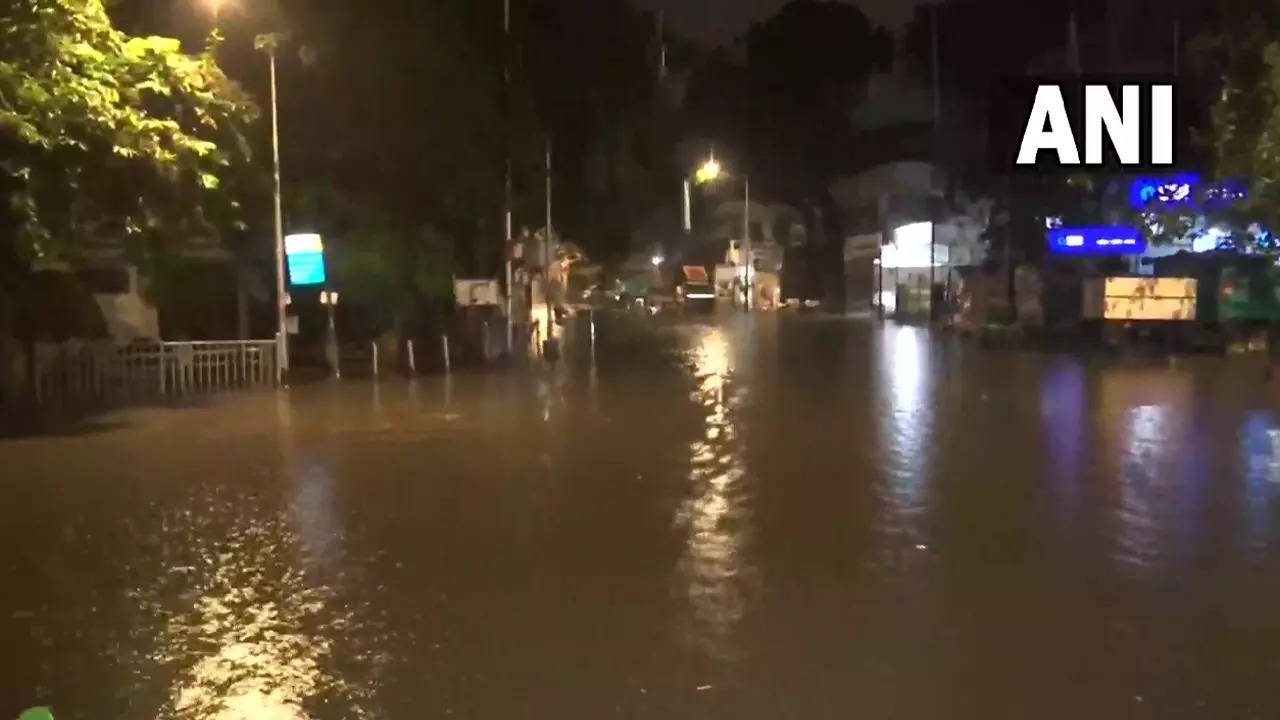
[[1102, 277, 1197, 321], [284, 233, 326, 286], [1047, 226, 1146, 256], [883, 222, 948, 269]]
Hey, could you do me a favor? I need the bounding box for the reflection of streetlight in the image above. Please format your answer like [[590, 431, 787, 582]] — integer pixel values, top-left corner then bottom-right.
[[319, 290, 340, 379], [651, 255, 664, 267]]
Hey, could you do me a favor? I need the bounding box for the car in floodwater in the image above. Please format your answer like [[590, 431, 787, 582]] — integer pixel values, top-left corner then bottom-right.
[[676, 265, 715, 313]]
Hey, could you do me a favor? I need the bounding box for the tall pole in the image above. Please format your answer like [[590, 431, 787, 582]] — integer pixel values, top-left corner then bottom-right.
[[929, 6, 940, 323], [544, 138, 553, 348], [324, 295, 339, 379], [743, 176, 751, 311], [682, 179, 691, 234], [267, 45, 289, 383], [503, 0, 514, 354]]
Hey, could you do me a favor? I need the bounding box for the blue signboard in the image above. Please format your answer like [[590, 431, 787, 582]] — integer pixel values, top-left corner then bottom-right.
[[284, 233, 326, 286], [1048, 226, 1147, 256], [1129, 173, 1198, 209], [287, 252, 326, 286]]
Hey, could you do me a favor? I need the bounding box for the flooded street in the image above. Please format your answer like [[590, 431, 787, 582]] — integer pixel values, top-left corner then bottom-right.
[[6, 313, 1280, 718]]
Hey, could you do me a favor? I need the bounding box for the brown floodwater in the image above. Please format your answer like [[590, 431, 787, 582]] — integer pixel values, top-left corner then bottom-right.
[[4, 312, 1280, 718]]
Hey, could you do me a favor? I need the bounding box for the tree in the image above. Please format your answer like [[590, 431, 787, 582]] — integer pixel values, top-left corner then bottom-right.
[[517, 0, 678, 265], [1208, 39, 1280, 238], [0, 0, 259, 263], [289, 180, 454, 340], [695, 1, 890, 303], [330, 222, 455, 340]]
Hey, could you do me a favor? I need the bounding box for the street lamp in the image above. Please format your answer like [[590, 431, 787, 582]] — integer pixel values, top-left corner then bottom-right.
[[200, 0, 226, 18], [198, 7, 288, 380], [695, 156, 722, 185], [319, 290, 340, 379], [254, 32, 290, 385], [690, 152, 751, 311]]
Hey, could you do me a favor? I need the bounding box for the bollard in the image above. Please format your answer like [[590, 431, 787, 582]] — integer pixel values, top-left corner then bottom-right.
[[371, 339, 379, 378], [442, 333, 451, 374], [407, 339, 416, 374]]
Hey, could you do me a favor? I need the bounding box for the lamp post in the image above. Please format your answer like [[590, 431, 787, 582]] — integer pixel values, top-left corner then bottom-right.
[[319, 290, 340, 379], [255, 32, 290, 385], [201, 5, 288, 379], [691, 154, 751, 311]]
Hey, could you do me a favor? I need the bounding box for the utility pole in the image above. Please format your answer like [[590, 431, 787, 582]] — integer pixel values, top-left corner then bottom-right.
[[544, 138, 553, 354], [929, 6, 940, 323], [256, 33, 289, 385], [743, 176, 751, 311], [503, 0, 514, 354], [657, 11, 667, 82]]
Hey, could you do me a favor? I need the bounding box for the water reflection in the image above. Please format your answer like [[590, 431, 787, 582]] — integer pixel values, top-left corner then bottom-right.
[[674, 327, 753, 659], [1039, 361, 1080, 525], [126, 490, 361, 720], [1240, 410, 1280, 549], [875, 326, 933, 549], [1100, 370, 1194, 571], [132, 401, 365, 718]]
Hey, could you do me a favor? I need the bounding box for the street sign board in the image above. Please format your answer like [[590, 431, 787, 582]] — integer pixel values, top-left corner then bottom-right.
[[285, 233, 326, 286], [1047, 226, 1146, 256]]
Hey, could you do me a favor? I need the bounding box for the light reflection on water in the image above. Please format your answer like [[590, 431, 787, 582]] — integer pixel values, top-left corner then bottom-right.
[[16, 317, 1280, 716], [674, 327, 754, 659], [1099, 369, 1196, 572], [1240, 410, 1280, 549], [875, 325, 933, 549], [1040, 360, 1085, 523], [130, 401, 378, 719]]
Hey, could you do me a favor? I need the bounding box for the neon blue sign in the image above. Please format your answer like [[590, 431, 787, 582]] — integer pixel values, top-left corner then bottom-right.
[[1048, 226, 1146, 255], [1129, 173, 1198, 209]]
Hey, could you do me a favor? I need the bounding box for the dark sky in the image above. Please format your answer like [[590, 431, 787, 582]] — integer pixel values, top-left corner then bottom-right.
[[632, 0, 923, 44]]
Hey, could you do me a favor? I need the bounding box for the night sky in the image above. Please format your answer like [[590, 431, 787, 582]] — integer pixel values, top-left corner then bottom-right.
[[632, 0, 923, 44]]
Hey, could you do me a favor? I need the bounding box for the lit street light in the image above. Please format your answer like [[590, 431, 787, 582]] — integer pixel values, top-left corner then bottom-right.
[[199, 1, 288, 381], [690, 152, 751, 311], [694, 156, 722, 185], [254, 32, 290, 385], [319, 290, 340, 379]]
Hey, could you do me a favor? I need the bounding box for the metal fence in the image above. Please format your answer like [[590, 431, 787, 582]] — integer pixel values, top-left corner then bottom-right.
[[32, 339, 278, 405]]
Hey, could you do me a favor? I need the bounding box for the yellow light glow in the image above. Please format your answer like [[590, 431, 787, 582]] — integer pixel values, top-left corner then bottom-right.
[[695, 157, 722, 185]]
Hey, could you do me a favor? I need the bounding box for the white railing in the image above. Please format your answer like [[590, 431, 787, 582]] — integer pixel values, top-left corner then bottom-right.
[[32, 339, 278, 404]]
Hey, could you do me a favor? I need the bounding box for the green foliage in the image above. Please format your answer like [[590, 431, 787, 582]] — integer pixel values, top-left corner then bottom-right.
[[0, 0, 258, 262], [329, 217, 455, 333], [1210, 39, 1280, 238]]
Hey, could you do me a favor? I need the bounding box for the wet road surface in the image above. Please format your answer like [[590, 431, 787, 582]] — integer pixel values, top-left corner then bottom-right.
[[5, 313, 1280, 718]]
